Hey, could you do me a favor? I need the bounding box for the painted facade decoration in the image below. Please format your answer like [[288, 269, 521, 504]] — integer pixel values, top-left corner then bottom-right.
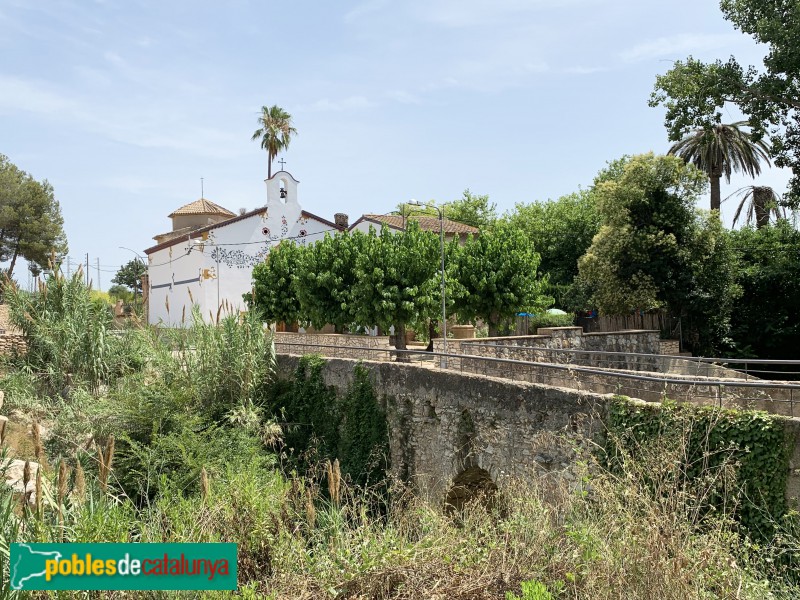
[[144, 171, 340, 326]]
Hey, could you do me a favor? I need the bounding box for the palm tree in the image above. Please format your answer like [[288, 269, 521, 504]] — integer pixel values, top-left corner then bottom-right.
[[251, 105, 297, 179], [668, 121, 771, 212], [727, 185, 786, 228]]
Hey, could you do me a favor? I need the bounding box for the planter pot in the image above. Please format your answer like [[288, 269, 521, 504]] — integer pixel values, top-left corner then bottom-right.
[[451, 325, 476, 339]]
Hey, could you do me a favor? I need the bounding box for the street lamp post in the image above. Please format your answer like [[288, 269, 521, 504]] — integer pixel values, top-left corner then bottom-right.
[[407, 199, 447, 367]]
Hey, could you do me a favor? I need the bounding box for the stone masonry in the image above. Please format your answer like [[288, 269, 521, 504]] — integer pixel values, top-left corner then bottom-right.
[[276, 354, 800, 510]]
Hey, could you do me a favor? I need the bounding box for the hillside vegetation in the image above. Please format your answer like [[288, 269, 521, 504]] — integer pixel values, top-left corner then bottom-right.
[[0, 271, 798, 599]]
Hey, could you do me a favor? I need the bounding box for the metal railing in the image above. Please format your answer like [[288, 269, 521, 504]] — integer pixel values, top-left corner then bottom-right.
[[273, 340, 800, 418], [455, 342, 800, 380]]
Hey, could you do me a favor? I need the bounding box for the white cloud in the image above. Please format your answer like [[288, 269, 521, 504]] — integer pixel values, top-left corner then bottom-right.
[[385, 90, 422, 104], [343, 0, 391, 24], [620, 32, 741, 63], [0, 74, 240, 159]]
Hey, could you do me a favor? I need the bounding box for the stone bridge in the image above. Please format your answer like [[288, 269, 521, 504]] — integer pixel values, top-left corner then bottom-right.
[[276, 354, 800, 508]]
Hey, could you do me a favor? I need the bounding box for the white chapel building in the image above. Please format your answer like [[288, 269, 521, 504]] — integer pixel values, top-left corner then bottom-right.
[[143, 171, 344, 326]]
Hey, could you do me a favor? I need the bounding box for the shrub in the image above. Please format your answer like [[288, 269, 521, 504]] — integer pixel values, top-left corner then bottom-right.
[[527, 311, 575, 332], [4, 271, 142, 398]]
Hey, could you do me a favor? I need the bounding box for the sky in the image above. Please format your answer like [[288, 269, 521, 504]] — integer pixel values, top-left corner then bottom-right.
[[0, 0, 793, 290]]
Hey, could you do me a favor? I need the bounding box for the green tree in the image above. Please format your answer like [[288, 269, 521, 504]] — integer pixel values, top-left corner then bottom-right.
[[245, 242, 303, 326], [111, 258, 146, 294], [352, 222, 441, 351], [444, 189, 497, 230], [251, 105, 297, 179], [294, 231, 364, 333], [729, 185, 785, 228], [579, 154, 706, 315], [108, 284, 133, 303], [506, 190, 600, 290], [727, 220, 800, 359], [452, 221, 549, 337], [0, 154, 67, 278], [650, 1, 800, 205], [681, 213, 741, 355], [667, 122, 770, 212], [578, 154, 739, 354]]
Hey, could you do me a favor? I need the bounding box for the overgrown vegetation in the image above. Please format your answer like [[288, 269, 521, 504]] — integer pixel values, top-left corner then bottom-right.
[[1, 272, 799, 598], [606, 397, 791, 539]]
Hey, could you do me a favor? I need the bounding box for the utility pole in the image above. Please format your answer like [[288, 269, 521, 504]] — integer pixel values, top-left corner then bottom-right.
[[85, 253, 90, 287], [96, 257, 101, 290], [66, 256, 71, 277]]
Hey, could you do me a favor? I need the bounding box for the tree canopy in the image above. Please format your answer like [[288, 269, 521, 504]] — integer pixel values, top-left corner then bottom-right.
[[579, 153, 707, 314], [251, 105, 297, 179], [352, 222, 442, 350], [0, 154, 67, 278], [728, 220, 800, 360], [294, 231, 365, 333], [667, 122, 770, 211], [444, 189, 497, 230], [578, 153, 739, 354], [111, 258, 146, 294], [650, 0, 800, 205], [451, 222, 549, 337], [505, 190, 599, 289], [245, 242, 303, 326]]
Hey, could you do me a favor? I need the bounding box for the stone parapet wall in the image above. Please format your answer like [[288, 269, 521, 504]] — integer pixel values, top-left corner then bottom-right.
[[0, 334, 26, 355], [457, 328, 662, 372], [274, 332, 392, 361], [274, 353, 800, 509], [458, 355, 799, 416], [276, 354, 607, 503], [581, 329, 660, 354], [659, 339, 681, 355]]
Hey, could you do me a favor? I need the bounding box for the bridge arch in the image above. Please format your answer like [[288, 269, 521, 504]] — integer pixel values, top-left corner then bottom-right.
[[444, 465, 499, 514]]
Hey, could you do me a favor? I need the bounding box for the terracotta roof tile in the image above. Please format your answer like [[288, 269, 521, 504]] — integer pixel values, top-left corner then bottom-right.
[[359, 214, 479, 234], [168, 198, 236, 218]]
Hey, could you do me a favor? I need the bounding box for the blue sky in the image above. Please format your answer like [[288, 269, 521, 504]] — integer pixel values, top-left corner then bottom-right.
[[0, 0, 792, 289]]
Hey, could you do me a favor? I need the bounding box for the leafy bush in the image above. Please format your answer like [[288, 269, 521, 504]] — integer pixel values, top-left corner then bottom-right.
[[605, 397, 790, 539], [4, 271, 144, 397], [177, 307, 276, 421], [527, 311, 575, 332]]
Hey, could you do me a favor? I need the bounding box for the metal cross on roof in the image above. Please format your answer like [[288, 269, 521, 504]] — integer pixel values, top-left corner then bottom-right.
[[278, 158, 286, 170]]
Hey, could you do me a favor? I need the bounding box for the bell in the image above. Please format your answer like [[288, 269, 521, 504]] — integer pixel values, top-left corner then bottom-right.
[[280, 188, 287, 199]]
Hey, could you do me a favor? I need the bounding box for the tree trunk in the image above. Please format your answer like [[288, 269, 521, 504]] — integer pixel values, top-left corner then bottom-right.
[[268, 155, 272, 179], [488, 319, 499, 338], [710, 173, 722, 212], [7, 242, 20, 279], [753, 186, 771, 229], [394, 323, 407, 350], [426, 320, 435, 352], [393, 323, 410, 362]]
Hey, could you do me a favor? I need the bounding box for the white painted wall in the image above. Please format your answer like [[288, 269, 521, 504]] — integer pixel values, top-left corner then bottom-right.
[[146, 171, 335, 326]]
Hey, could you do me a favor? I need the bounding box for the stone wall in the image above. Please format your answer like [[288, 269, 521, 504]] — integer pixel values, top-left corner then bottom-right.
[[659, 339, 681, 355], [276, 354, 607, 502], [274, 332, 392, 361], [275, 353, 800, 508], [452, 329, 752, 381], [457, 355, 799, 416], [455, 328, 662, 372], [0, 334, 26, 355]]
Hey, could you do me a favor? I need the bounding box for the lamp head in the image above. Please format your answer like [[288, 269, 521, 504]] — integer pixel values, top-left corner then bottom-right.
[[408, 198, 420, 206]]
